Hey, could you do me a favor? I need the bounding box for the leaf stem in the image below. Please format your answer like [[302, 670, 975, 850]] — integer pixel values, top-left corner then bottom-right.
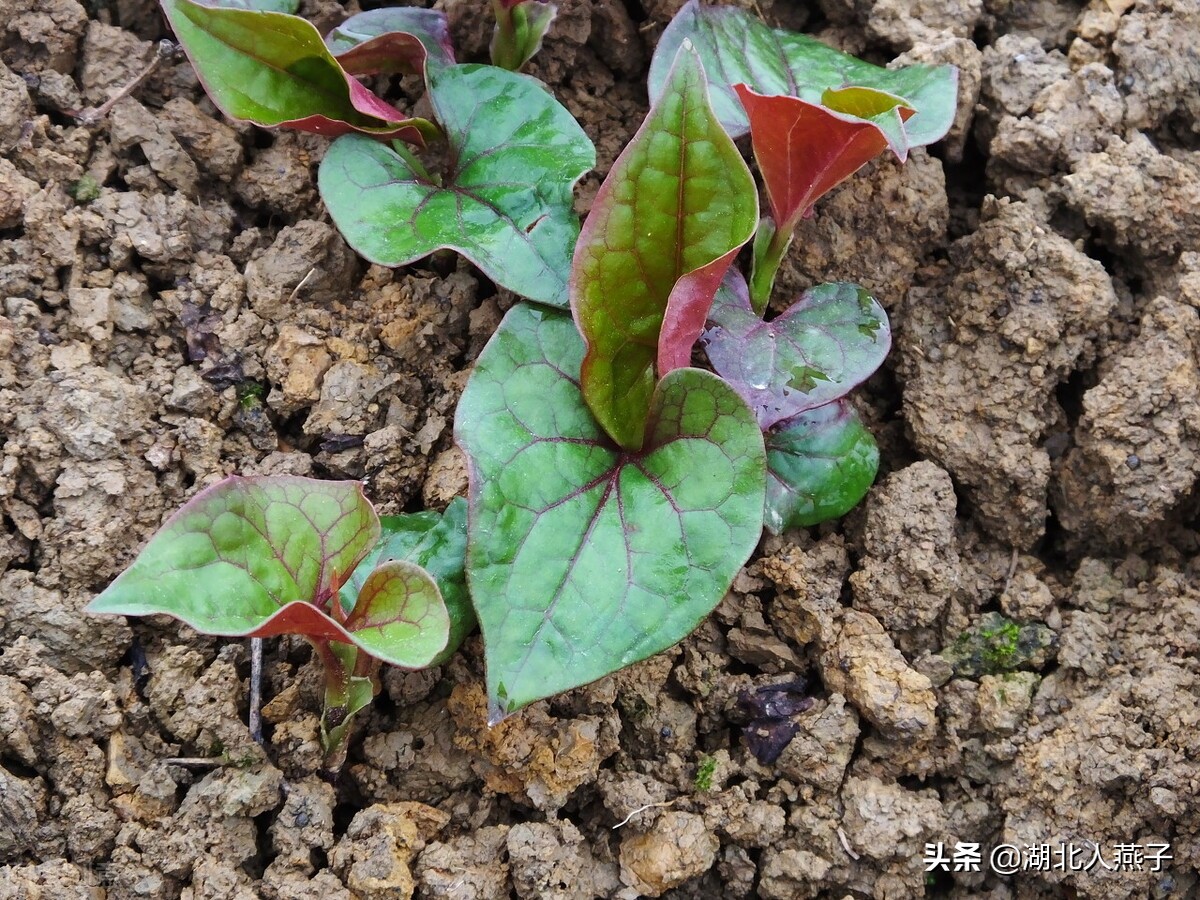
[[390, 140, 436, 183], [490, 0, 522, 71], [749, 216, 794, 316]]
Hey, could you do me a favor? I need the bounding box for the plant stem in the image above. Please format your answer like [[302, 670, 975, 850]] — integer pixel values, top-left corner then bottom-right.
[[390, 140, 435, 183], [748, 216, 795, 316], [490, 0, 521, 71], [248, 637, 263, 744]]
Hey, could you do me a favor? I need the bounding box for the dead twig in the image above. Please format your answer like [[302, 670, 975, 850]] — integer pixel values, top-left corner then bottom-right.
[[162, 757, 227, 769], [287, 268, 318, 305], [249, 637, 264, 745], [69, 40, 180, 126]]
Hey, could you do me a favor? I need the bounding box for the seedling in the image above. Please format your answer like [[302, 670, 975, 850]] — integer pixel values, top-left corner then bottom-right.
[[649, 0, 958, 311], [121, 1, 958, 729], [158, 0, 594, 306], [456, 46, 767, 722], [490, 0, 558, 72], [87, 476, 470, 771], [457, 2, 957, 719]]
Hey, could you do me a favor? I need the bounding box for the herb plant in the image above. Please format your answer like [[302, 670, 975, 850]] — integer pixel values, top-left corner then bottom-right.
[[87, 476, 469, 771], [93, 2, 957, 734], [158, 0, 593, 306], [458, 6, 956, 719]]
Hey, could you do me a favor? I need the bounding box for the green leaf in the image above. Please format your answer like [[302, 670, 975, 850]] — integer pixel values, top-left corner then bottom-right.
[[159, 0, 437, 143], [702, 272, 891, 429], [455, 304, 766, 721], [764, 401, 879, 534], [491, 0, 557, 71], [338, 498, 473, 665], [342, 559, 449, 667], [319, 64, 594, 306], [572, 44, 757, 450], [648, 0, 957, 147], [87, 475, 379, 636], [87, 475, 451, 668], [326, 7, 455, 75]]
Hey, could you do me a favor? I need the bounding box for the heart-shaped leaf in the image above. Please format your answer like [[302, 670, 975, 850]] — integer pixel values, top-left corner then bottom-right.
[[455, 304, 766, 721], [338, 498, 473, 665], [734, 84, 916, 232], [319, 63, 594, 307], [86, 475, 450, 668], [160, 0, 437, 143], [326, 7, 455, 76], [702, 271, 891, 429], [648, 0, 957, 147], [572, 44, 757, 451], [765, 401, 879, 534]]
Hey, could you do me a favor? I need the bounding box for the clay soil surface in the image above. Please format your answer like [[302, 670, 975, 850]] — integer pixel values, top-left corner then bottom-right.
[[2, 0, 1199, 897]]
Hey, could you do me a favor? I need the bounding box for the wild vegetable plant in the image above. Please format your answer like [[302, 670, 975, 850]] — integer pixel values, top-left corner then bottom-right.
[[87, 477, 470, 771], [93, 1, 957, 734], [457, 6, 957, 719], [158, 0, 593, 306]]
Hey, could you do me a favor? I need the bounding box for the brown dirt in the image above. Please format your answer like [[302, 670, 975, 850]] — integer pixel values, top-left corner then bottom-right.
[[2, 0, 1199, 897]]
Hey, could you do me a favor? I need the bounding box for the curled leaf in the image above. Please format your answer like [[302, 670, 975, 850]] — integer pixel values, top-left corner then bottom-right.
[[764, 401, 879, 534], [160, 0, 437, 143], [734, 84, 916, 230], [339, 498, 472, 665], [342, 560, 450, 667], [491, 0, 557, 71], [648, 0, 956, 147], [86, 475, 450, 668], [326, 7, 455, 75], [572, 44, 757, 450], [87, 476, 378, 635]]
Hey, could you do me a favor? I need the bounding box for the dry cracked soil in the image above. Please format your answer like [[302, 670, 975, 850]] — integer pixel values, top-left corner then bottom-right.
[[1, 0, 1199, 898]]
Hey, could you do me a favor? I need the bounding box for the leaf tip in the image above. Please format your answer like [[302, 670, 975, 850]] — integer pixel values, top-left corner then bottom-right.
[[487, 688, 514, 726]]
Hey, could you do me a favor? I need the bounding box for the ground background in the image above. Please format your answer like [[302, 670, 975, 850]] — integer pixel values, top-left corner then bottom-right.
[[1, 0, 1198, 897]]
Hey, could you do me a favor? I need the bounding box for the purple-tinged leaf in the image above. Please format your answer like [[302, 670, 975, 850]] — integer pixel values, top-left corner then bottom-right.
[[733, 84, 916, 232], [455, 304, 766, 721], [764, 401, 879, 534], [320, 64, 594, 307], [342, 560, 449, 667], [160, 0, 438, 144], [648, 0, 957, 147], [326, 8, 455, 76], [702, 271, 891, 429], [571, 44, 757, 451]]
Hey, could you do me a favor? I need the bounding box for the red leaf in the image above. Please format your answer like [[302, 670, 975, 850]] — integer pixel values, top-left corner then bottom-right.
[[657, 246, 741, 376], [733, 84, 915, 231]]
